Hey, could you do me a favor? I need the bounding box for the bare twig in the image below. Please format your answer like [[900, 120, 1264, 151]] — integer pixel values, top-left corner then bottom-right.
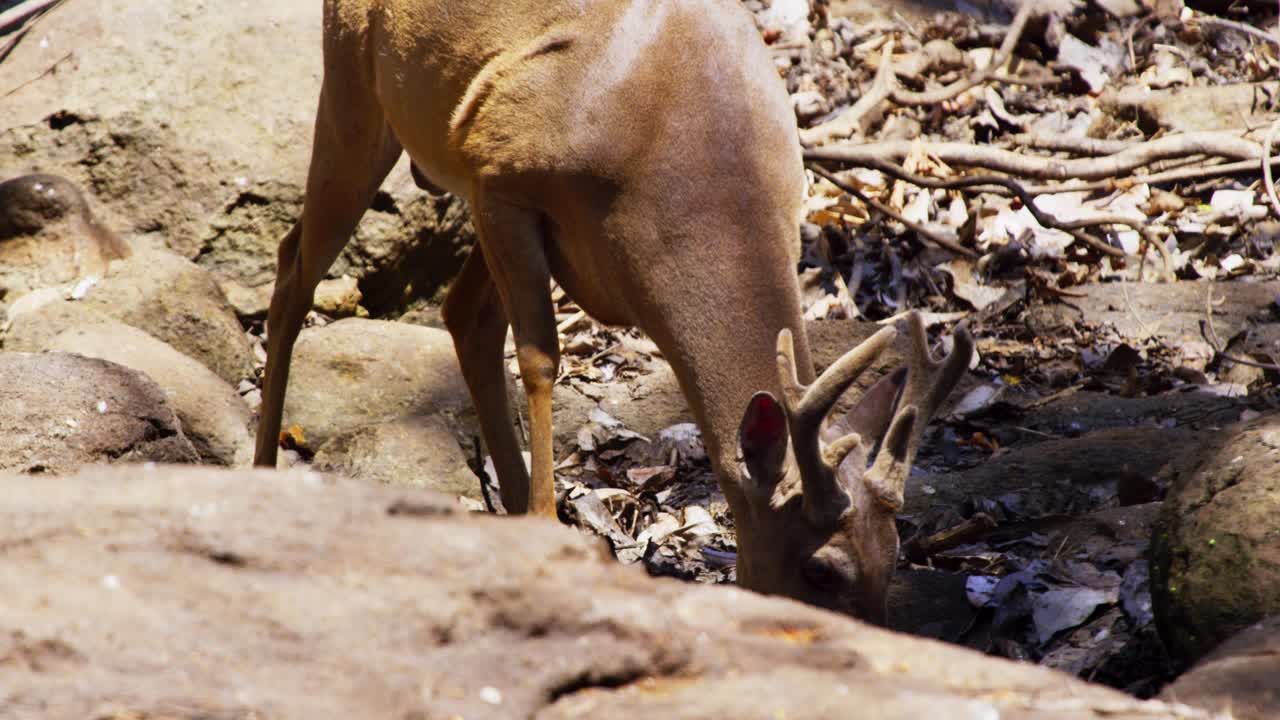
[[988, 71, 1065, 88], [801, 3, 1035, 145], [556, 309, 588, 334], [902, 512, 997, 564], [1025, 156, 1280, 195], [807, 163, 979, 258], [1007, 133, 1138, 157], [805, 132, 1262, 181], [1196, 13, 1280, 47], [1, 48, 70, 97], [890, 2, 1035, 106], [799, 41, 896, 145], [813, 156, 1133, 257], [1264, 117, 1280, 220]]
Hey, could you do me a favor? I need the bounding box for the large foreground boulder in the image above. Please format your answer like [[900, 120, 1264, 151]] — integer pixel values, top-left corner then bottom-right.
[[1150, 414, 1280, 666], [0, 464, 1223, 718], [0, 353, 198, 473]]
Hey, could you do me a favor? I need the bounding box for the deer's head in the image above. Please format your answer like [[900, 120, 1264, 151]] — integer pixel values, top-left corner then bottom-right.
[[735, 312, 972, 623]]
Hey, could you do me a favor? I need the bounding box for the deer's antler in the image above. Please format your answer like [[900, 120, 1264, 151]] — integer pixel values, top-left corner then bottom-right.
[[776, 324, 898, 524], [864, 312, 973, 511]]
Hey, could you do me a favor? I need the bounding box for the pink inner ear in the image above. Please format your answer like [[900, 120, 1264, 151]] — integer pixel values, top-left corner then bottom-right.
[[742, 393, 787, 449]]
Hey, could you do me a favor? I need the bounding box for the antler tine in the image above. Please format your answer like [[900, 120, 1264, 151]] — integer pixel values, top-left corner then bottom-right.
[[775, 328, 808, 417], [864, 312, 975, 510], [787, 325, 898, 439], [901, 313, 974, 438], [778, 325, 898, 524]]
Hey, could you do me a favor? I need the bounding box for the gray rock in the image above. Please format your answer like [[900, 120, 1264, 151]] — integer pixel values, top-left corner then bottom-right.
[[0, 173, 130, 312], [313, 414, 480, 500], [0, 464, 1223, 719], [283, 318, 471, 449], [1151, 414, 1280, 666], [1161, 615, 1280, 720], [0, 352, 199, 473], [3, 294, 109, 351], [6, 248, 256, 386], [197, 179, 472, 315], [46, 321, 253, 466], [0, 4, 473, 308]]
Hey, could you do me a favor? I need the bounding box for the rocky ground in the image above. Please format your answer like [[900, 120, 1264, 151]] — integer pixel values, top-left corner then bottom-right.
[[2, 0, 1280, 718]]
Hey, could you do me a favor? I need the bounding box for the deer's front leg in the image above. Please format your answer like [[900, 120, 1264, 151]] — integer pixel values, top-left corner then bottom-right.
[[470, 191, 559, 518]]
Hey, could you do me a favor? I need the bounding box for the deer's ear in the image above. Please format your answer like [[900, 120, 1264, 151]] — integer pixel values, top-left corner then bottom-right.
[[739, 391, 789, 492], [823, 367, 905, 445]]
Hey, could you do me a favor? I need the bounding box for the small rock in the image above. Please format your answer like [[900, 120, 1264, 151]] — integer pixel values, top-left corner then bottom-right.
[[218, 277, 272, 321], [1161, 615, 1280, 720], [5, 248, 255, 386], [313, 275, 367, 318]]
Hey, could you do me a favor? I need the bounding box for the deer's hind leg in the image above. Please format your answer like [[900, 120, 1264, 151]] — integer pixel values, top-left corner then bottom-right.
[[453, 188, 560, 517], [253, 77, 402, 467]]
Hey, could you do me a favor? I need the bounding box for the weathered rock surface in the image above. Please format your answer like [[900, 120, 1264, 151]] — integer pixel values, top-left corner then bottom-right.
[[46, 321, 253, 466], [1, 287, 106, 347], [0, 353, 199, 473], [1026, 281, 1280, 370], [0, 173, 130, 311], [1162, 615, 1280, 720], [0, 464, 1224, 719], [197, 180, 473, 315], [282, 318, 471, 449], [4, 248, 255, 386], [312, 414, 480, 500], [0, 1, 473, 309], [1150, 414, 1280, 666], [1101, 83, 1280, 134]]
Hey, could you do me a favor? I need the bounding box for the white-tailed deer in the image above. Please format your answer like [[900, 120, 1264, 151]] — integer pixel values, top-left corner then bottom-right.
[[254, 0, 973, 622]]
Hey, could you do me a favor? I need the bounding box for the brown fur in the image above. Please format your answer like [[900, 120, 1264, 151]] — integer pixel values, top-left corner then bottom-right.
[[253, 0, 970, 622]]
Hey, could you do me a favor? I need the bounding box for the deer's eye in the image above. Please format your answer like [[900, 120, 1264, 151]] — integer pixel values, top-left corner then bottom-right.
[[802, 558, 842, 591]]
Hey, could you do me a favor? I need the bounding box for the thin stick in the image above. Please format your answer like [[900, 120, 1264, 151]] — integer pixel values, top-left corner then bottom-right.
[[808, 163, 979, 258], [1026, 156, 1280, 195], [799, 41, 896, 146], [806, 132, 1262, 181], [812, 156, 1132, 257], [556, 309, 588, 334], [890, 2, 1035, 106], [1197, 13, 1280, 47], [1, 49, 71, 97], [902, 513, 996, 564], [1264, 118, 1280, 220]]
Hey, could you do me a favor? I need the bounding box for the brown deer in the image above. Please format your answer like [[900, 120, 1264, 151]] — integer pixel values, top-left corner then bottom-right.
[[253, 0, 973, 623]]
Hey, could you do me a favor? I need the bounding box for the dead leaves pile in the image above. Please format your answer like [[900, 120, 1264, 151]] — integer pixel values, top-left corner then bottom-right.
[[758, 0, 1280, 328]]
